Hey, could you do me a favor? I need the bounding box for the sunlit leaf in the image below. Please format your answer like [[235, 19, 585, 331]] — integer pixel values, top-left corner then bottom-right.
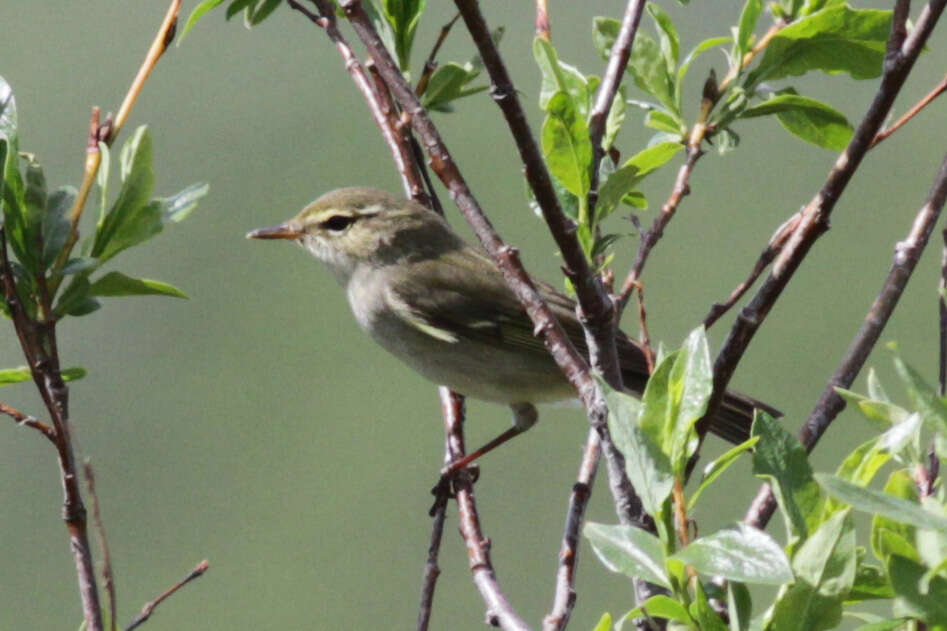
[[672, 522, 792, 585], [584, 521, 671, 588]]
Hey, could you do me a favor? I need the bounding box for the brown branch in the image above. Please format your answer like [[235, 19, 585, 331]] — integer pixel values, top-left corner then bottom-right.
[[414, 13, 461, 98], [701, 0, 945, 453], [535, 0, 550, 41], [125, 560, 209, 631], [84, 461, 117, 631], [940, 227, 947, 396], [542, 430, 600, 631], [439, 389, 534, 631], [872, 72, 947, 148], [0, 400, 55, 440], [746, 149, 947, 529], [416, 388, 455, 631], [53, 0, 180, 282], [702, 211, 802, 329]]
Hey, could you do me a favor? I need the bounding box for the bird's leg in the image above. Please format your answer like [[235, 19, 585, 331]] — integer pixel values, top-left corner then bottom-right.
[[430, 403, 539, 509]]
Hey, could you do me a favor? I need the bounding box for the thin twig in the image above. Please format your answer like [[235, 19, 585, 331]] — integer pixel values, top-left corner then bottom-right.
[[416, 388, 456, 631], [872, 72, 947, 148], [701, 0, 945, 453], [632, 280, 655, 373], [440, 389, 534, 631], [940, 228, 947, 396], [745, 150, 947, 529], [0, 400, 55, 440], [84, 461, 117, 631], [542, 430, 600, 631], [535, 0, 550, 41], [415, 13, 461, 97], [124, 560, 209, 631], [54, 0, 180, 281], [702, 212, 802, 329]]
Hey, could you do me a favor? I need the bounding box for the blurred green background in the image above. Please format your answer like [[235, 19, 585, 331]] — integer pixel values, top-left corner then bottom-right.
[[0, 2, 944, 629]]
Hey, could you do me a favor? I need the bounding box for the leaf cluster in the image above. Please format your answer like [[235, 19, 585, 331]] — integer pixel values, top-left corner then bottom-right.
[[587, 329, 947, 630], [0, 76, 206, 378]]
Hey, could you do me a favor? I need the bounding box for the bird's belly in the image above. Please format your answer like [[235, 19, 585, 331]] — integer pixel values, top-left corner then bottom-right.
[[365, 312, 574, 404]]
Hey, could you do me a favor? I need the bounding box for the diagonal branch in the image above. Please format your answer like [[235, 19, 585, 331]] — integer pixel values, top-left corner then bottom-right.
[[0, 400, 55, 440], [872, 71, 947, 148], [747, 149, 947, 528], [125, 560, 209, 631], [704, 0, 945, 470]]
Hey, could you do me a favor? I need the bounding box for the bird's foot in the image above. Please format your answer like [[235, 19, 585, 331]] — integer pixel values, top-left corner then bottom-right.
[[428, 463, 479, 516]]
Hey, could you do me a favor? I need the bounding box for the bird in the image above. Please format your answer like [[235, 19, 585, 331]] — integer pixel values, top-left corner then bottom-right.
[[247, 186, 777, 463]]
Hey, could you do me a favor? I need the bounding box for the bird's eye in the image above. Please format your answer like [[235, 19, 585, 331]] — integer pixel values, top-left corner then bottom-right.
[[320, 215, 356, 233]]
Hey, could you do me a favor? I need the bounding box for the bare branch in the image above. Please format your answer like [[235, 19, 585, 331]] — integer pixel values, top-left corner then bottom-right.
[[940, 227, 947, 396], [872, 72, 947, 148], [746, 149, 947, 529], [84, 461, 117, 631], [125, 560, 210, 631], [543, 430, 600, 631], [0, 400, 55, 440], [438, 389, 534, 631], [701, 0, 946, 450], [414, 13, 461, 98], [535, 0, 550, 41], [703, 212, 802, 329]]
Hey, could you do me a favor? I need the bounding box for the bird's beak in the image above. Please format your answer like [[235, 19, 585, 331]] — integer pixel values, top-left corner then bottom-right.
[[246, 223, 303, 240]]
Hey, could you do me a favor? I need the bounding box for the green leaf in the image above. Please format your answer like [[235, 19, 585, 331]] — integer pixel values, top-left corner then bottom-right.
[[817, 473, 947, 533], [836, 387, 909, 429], [595, 141, 682, 222], [889, 555, 947, 626], [740, 93, 853, 150], [542, 91, 593, 199], [89, 271, 187, 299], [156, 182, 209, 224], [91, 126, 157, 261], [688, 436, 760, 511], [583, 521, 671, 588], [892, 350, 947, 434], [752, 412, 823, 542], [848, 562, 894, 602], [0, 365, 86, 386], [728, 581, 752, 631], [247, 0, 281, 26], [54, 275, 92, 317], [628, 32, 677, 114], [737, 0, 764, 57], [690, 580, 729, 631], [750, 6, 893, 84], [533, 38, 590, 116], [179, 0, 225, 41], [671, 522, 792, 585], [678, 37, 731, 86], [822, 436, 890, 518], [380, 0, 427, 71], [645, 109, 685, 135], [592, 17, 621, 61], [602, 382, 674, 516], [227, 0, 255, 20], [420, 63, 485, 112], [769, 509, 856, 631], [42, 186, 76, 270], [646, 2, 679, 69], [603, 86, 626, 151], [590, 613, 611, 631]]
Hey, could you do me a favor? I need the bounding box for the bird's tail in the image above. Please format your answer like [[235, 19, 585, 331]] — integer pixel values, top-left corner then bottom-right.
[[710, 391, 781, 444]]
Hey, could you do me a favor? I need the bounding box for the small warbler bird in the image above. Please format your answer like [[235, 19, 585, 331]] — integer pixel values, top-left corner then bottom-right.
[[248, 187, 775, 450]]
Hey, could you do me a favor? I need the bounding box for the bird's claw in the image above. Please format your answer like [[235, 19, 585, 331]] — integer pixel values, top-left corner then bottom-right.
[[428, 464, 480, 516]]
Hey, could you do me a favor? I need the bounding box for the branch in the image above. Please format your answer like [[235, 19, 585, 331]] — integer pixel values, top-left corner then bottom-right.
[[54, 0, 181, 280], [84, 461, 117, 631], [542, 430, 600, 631], [746, 149, 947, 529], [872, 71, 947, 148], [702, 212, 802, 328], [125, 560, 210, 631], [699, 0, 946, 449], [940, 228, 947, 397], [414, 13, 461, 98], [535, 0, 550, 41], [0, 400, 55, 440], [439, 389, 534, 631]]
